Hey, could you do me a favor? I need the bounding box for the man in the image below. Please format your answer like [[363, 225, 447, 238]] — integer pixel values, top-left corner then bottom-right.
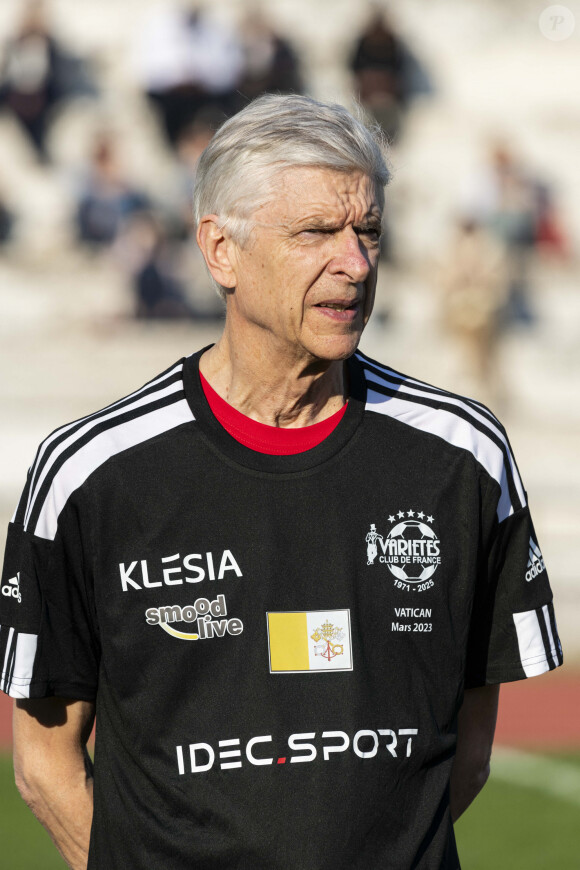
[[0, 94, 562, 869]]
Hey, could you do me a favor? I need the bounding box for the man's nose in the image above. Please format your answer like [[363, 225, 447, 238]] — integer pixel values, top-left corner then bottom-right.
[[330, 228, 372, 283]]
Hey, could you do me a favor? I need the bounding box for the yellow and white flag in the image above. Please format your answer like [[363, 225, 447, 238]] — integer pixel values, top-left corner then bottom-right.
[[267, 610, 353, 673]]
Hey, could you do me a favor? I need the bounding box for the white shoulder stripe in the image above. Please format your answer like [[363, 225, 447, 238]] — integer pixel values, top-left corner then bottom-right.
[[367, 362, 495, 420], [29, 361, 183, 469], [365, 384, 520, 523], [33, 398, 194, 540], [365, 366, 513, 443], [24, 378, 184, 529], [358, 355, 526, 519], [370, 373, 524, 499]]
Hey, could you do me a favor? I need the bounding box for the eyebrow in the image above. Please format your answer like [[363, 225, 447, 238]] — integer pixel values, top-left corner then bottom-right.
[[297, 216, 382, 231], [296, 218, 340, 230], [252, 214, 383, 234]]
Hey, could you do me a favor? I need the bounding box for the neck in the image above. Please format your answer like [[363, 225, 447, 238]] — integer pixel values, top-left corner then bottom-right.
[[199, 328, 347, 428]]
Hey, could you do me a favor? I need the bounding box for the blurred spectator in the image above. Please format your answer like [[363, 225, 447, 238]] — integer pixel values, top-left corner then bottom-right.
[[131, 216, 193, 320], [0, 190, 15, 245], [534, 181, 569, 260], [115, 211, 223, 322], [169, 108, 222, 238], [349, 9, 433, 144], [75, 134, 150, 248], [437, 218, 509, 404], [237, 10, 303, 105], [135, 2, 243, 148], [0, 0, 97, 163], [465, 143, 569, 326]]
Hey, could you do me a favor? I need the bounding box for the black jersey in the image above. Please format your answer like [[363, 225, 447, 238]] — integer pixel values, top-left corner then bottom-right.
[[0, 348, 562, 869]]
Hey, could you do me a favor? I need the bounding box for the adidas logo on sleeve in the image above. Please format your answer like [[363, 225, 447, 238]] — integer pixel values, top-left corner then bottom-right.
[[1, 572, 21, 603], [526, 538, 546, 582]]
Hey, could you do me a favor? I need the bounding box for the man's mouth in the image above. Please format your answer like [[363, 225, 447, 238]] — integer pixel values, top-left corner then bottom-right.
[[313, 300, 361, 322], [320, 303, 352, 311], [315, 300, 358, 311]]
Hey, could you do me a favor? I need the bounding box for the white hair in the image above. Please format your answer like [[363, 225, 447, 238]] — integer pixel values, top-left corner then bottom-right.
[[193, 93, 391, 299]]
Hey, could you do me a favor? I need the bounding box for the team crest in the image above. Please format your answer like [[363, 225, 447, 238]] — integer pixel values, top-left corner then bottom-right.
[[365, 511, 441, 592]]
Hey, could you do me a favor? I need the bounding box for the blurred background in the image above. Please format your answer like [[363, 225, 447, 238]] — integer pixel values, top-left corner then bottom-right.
[[0, 0, 578, 866]]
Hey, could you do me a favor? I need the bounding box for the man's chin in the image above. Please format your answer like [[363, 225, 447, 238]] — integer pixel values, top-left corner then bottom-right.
[[305, 331, 365, 363]]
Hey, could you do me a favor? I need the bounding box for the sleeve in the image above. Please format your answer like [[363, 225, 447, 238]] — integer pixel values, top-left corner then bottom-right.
[[465, 501, 563, 689], [0, 477, 100, 701]]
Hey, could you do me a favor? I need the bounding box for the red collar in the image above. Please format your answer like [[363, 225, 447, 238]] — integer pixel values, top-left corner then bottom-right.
[[199, 372, 347, 455]]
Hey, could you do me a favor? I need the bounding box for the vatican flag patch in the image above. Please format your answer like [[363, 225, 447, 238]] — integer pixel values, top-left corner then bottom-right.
[[267, 610, 353, 674]]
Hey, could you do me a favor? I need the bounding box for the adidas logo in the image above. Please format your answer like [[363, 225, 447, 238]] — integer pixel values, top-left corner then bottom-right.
[[1, 572, 21, 603], [525, 538, 545, 582]]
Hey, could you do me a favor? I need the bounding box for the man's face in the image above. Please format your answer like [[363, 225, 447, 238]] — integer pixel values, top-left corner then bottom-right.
[[226, 166, 383, 364]]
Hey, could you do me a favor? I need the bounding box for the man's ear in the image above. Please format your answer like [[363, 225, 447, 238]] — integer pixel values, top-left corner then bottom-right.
[[197, 215, 237, 289]]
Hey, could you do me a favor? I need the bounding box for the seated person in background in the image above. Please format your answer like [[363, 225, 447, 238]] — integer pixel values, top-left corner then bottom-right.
[[75, 134, 149, 248]]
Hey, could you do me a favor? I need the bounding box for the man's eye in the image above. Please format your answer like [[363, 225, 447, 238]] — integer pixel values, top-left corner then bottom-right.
[[357, 227, 381, 241]]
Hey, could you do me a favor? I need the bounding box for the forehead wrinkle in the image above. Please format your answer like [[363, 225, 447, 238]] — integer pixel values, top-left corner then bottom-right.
[[256, 196, 380, 233], [250, 167, 382, 234]]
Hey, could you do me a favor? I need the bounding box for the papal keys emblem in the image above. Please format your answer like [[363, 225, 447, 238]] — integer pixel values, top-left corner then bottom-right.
[[310, 621, 345, 662]]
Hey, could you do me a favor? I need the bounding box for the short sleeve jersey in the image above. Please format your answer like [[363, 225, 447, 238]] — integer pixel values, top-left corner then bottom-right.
[[0, 349, 563, 870]]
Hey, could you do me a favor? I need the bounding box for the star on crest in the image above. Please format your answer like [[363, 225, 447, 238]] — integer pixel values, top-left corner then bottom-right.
[[397, 511, 404, 519], [407, 509, 415, 517], [417, 511, 425, 519], [388, 515, 395, 523], [427, 515, 434, 523]]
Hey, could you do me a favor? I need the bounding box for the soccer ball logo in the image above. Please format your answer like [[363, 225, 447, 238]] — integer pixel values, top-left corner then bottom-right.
[[384, 519, 440, 583]]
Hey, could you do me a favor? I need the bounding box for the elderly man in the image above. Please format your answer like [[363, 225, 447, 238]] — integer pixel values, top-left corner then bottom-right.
[[1, 95, 562, 869]]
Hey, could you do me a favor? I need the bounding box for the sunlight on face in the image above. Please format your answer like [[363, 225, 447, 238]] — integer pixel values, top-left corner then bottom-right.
[[227, 166, 383, 364]]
